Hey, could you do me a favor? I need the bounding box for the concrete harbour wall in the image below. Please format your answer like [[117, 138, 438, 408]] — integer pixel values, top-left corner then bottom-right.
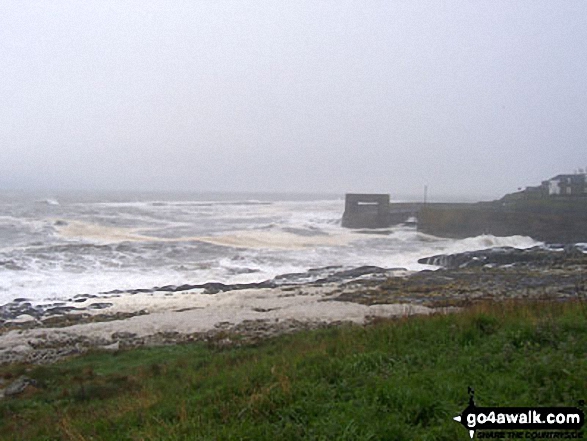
[[341, 193, 587, 243]]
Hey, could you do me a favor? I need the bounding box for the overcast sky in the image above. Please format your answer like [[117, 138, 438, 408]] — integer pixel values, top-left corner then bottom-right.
[[1, 1, 586, 200]]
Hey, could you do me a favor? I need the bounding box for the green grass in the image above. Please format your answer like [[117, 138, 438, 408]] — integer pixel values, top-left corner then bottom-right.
[[0, 300, 586, 440]]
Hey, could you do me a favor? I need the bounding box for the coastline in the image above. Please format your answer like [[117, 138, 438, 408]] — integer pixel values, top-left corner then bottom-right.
[[1, 245, 585, 366], [0, 279, 439, 365]]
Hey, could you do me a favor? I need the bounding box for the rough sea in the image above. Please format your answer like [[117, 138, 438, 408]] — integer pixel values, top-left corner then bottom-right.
[[0, 191, 540, 306]]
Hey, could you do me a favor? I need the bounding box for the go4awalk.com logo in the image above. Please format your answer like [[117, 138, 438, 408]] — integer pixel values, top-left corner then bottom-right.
[[453, 388, 585, 439]]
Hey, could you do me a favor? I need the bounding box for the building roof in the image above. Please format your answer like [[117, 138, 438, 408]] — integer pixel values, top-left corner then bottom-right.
[[549, 174, 586, 181]]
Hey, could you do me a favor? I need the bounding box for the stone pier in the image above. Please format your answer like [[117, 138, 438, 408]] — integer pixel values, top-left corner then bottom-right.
[[341, 188, 587, 242], [341, 194, 390, 228], [342, 194, 423, 229]]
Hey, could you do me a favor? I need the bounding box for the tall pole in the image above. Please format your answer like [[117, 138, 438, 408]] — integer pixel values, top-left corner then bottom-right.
[[424, 185, 428, 205]]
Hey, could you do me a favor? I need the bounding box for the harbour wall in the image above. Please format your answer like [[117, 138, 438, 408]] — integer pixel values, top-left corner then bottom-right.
[[342, 194, 587, 243], [418, 205, 587, 243]]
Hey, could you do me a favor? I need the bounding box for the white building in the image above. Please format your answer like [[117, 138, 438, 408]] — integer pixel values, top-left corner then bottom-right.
[[543, 174, 587, 196]]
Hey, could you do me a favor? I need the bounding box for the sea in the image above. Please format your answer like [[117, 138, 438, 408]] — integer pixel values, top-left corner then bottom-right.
[[0, 190, 541, 307]]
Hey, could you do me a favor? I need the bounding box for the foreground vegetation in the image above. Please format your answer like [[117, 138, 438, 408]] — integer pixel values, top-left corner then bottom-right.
[[1, 301, 586, 440]]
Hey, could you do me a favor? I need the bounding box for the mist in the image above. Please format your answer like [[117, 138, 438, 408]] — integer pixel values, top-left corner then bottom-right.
[[1, 1, 586, 201]]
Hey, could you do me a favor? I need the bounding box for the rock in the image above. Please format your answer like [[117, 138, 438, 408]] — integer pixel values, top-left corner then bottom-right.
[[73, 294, 98, 299], [175, 284, 200, 292], [101, 289, 124, 294], [44, 306, 82, 315], [87, 303, 113, 310], [417, 246, 587, 270], [7, 314, 39, 324], [128, 288, 153, 294], [252, 307, 278, 313], [201, 283, 226, 294], [101, 341, 120, 351], [0, 301, 43, 321], [315, 266, 389, 283], [111, 331, 137, 340], [3, 376, 37, 397]]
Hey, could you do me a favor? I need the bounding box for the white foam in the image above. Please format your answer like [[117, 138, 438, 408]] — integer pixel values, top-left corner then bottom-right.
[[196, 230, 355, 249], [55, 220, 153, 243], [444, 234, 540, 253], [0, 195, 544, 306]]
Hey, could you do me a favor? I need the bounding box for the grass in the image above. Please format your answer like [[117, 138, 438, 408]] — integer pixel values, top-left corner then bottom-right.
[[0, 300, 586, 440]]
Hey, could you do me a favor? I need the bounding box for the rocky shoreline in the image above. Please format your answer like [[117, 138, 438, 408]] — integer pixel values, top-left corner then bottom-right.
[[329, 244, 587, 307], [0, 245, 585, 366], [0, 265, 398, 328]]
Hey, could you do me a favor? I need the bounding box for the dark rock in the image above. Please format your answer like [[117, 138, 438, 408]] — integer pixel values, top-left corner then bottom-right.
[[255, 280, 277, 289], [128, 288, 153, 294], [111, 331, 137, 340], [3, 376, 38, 397], [202, 283, 229, 294], [73, 294, 98, 299], [174, 284, 200, 292], [44, 306, 82, 315], [101, 289, 124, 294], [308, 265, 343, 273], [45, 302, 66, 308], [416, 246, 587, 270], [315, 266, 389, 283], [87, 303, 113, 310], [273, 271, 316, 283], [189, 281, 276, 294], [0, 301, 44, 321]]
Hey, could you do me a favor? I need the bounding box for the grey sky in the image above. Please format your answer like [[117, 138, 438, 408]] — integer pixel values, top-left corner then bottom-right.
[[1, 1, 586, 200]]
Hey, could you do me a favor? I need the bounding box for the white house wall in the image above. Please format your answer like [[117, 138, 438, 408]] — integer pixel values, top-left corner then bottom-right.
[[549, 180, 560, 195]]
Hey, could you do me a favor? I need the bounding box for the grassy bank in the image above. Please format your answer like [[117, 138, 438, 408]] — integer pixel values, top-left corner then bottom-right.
[[1, 301, 586, 440]]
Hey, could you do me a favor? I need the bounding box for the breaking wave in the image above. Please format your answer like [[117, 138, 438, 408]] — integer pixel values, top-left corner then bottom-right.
[[0, 193, 542, 305]]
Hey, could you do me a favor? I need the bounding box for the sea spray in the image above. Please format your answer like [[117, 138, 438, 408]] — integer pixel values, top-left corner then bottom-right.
[[0, 191, 541, 305]]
